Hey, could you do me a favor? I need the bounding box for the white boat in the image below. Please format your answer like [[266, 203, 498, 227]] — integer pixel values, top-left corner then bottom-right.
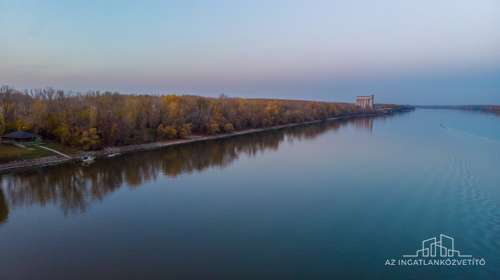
[[107, 153, 121, 158], [81, 155, 95, 163]]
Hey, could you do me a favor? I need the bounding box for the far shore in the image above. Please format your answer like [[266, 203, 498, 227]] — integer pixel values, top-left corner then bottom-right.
[[0, 110, 409, 174]]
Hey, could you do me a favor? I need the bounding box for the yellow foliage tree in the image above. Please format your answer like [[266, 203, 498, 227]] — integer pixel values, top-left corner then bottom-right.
[[0, 110, 5, 136], [79, 128, 100, 150], [54, 123, 71, 145], [207, 122, 220, 135], [223, 123, 234, 133], [157, 124, 177, 139], [178, 123, 192, 139]]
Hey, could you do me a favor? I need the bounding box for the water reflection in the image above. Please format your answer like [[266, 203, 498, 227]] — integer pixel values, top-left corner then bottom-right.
[[352, 117, 373, 133], [0, 117, 377, 219], [0, 189, 8, 224]]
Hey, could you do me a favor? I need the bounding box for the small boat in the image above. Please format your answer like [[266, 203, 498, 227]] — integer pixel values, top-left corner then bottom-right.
[[107, 153, 121, 158], [81, 154, 95, 163]]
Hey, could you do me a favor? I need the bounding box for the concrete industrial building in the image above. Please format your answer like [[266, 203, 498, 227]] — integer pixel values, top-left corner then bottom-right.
[[356, 95, 374, 110]]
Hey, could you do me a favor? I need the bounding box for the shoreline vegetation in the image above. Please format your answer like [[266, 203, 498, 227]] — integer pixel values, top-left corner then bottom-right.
[[0, 111, 411, 174], [0, 86, 413, 173], [416, 105, 500, 115]]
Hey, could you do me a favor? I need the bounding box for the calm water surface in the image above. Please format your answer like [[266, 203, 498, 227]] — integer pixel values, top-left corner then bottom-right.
[[1, 109, 499, 279]]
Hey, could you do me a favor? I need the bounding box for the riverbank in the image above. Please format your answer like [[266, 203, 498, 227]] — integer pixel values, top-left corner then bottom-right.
[[0, 110, 409, 174], [415, 105, 500, 115]]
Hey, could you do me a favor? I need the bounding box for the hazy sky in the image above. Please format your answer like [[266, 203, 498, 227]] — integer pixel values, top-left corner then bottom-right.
[[1, 0, 499, 104]]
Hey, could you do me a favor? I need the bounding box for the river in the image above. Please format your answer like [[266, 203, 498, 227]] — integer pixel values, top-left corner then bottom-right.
[[1, 109, 499, 279]]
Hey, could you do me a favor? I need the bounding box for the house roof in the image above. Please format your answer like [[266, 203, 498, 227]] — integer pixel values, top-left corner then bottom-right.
[[2, 131, 38, 139]]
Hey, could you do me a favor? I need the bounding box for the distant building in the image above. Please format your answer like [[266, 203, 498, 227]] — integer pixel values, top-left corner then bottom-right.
[[356, 95, 374, 110], [1, 131, 39, 142]]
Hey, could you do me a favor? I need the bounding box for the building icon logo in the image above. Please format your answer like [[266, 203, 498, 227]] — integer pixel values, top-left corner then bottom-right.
[[403, 234, 471, 258], [384, 233, 486, 267]]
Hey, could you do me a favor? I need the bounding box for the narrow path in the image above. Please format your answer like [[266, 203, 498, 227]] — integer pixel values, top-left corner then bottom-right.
[[37, 145, 73, 159]]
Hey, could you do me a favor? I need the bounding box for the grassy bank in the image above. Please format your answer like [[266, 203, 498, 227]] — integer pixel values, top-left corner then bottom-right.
[[0, 142, 78, 163], [0, 144, 51, 163]]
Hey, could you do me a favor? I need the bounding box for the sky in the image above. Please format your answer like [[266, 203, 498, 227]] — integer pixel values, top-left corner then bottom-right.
[[1, 0, 499, 105]]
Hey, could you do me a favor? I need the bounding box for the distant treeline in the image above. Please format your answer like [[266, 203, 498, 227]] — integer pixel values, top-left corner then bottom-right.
[[417, 105, 500, 114], [0, 86, 367, 150]]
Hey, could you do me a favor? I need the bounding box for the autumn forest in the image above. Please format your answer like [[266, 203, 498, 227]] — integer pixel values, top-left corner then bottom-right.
[[0, 86, 365, 150]]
